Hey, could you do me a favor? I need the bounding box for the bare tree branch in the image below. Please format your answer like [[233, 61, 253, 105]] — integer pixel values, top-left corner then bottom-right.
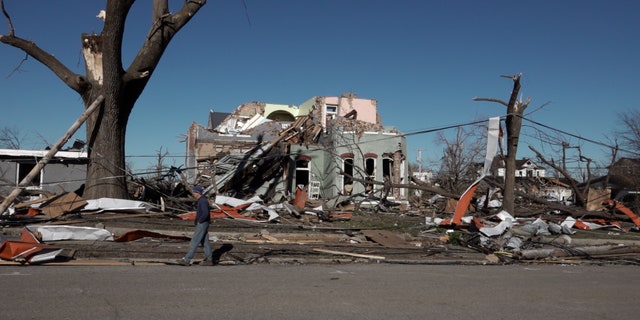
[[124, 0, 206, 84], [241, 0, 251, 26], [472, 97, 508, 107], [0, 6, 90, 93], [0, 126, 26, 149], [434, 126, 485, 194], [524, 100, 552, 116], [616, 109, 640, 155], [529, 145, 586, 206], [0, 0, 14, 36]]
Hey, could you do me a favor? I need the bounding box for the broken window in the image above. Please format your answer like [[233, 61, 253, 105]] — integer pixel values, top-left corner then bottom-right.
[[343, 157, 354, 195], [326, 104, 337, 116], [382, 157, 393, 181], [17, 162, 42, 188], [295, 157, 311, 188], [324, 104, 338, 128], [381, 157, 394, 198], [364, 156, 376, 193]]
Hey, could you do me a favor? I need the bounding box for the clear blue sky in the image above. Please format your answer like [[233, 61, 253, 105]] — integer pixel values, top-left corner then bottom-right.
[[1, 0, 638, 174]]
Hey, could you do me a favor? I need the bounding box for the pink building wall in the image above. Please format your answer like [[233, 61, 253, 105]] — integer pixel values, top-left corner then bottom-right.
[[324, 96, 378, 124]]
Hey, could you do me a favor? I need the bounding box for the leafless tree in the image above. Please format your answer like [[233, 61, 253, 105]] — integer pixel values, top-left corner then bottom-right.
[[434, 125, 485, 195], [524, 118, 620, 209], [0, 0, 207, 199], [0, 126, 26, 149], [530, 128, 578, 175], [616, 109, 640, 156], [532, 129, 602, 181]]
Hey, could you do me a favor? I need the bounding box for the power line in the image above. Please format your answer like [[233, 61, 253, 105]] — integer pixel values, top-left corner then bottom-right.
[[95, 114, 636, 180], [520, 115, 640, 157]]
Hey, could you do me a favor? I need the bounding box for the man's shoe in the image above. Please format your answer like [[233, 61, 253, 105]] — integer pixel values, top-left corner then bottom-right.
[[176, 258, 190, 266], [200, 260, 214, 266]]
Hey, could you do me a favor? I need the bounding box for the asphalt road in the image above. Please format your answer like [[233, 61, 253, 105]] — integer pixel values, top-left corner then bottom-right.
[[1, 264, 638, 320]]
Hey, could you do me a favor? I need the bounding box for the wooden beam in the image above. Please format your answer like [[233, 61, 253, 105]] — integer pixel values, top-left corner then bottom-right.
[[0, 95, 104, 214], [313, 248, 385, 260]]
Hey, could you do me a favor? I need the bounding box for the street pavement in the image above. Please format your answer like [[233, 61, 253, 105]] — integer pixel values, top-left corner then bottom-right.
[[1, 264, 638, 320]]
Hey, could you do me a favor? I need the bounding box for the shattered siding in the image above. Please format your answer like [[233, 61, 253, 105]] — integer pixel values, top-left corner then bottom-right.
[[216, 102, 266, 133]]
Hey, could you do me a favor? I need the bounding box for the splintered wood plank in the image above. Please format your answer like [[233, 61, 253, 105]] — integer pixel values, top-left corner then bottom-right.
[[312, 248, 385, 260], [361, 230, 413, 248], [40, 192, 87, 219]]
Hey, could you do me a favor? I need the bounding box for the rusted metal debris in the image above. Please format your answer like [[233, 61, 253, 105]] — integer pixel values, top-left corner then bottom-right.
[[2, 185, 640, 266]]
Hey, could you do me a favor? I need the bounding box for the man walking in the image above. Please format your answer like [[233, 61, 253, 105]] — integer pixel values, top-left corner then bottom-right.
[[177, 186, 214, 266]]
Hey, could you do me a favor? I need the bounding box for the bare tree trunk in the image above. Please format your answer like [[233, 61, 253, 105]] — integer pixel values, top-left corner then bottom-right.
[[503, 75, 526, 214], [474, 74, 528, 214], [81, 12, 133, 199], [84, 96, 131, 199]]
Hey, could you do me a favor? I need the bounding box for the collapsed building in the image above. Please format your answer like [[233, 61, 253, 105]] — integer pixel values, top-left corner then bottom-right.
[[184, 93, 408, 205]]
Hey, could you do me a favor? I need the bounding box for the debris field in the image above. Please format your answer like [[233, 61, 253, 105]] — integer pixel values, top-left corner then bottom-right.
[[2, 188, 640, 267]]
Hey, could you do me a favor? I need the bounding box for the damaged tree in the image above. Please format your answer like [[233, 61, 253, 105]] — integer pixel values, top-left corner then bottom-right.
[[0, 0, 207, 199], [473, 73, 529, 214]]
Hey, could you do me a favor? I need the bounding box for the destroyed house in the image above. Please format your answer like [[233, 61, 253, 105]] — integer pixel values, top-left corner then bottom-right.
[[185, 93, 408, 202], [489, 156, 546, 178], [536, 177, 574, 203], [0, 148, 88, 195]]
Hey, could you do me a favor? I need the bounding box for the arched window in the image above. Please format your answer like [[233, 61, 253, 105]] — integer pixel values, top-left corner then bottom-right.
[[382, 157, 393, 181], [266, 110, 296, 121], [341, 155, 354, 196], [364, 153, 377, 193]]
